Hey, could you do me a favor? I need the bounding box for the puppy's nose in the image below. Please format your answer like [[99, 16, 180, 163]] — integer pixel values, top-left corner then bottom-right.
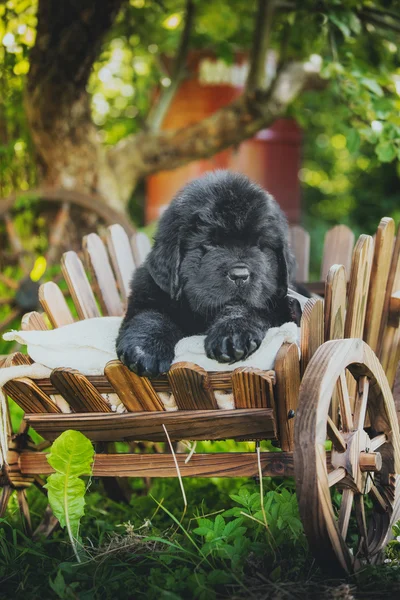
[[228, 265, 250, 284]]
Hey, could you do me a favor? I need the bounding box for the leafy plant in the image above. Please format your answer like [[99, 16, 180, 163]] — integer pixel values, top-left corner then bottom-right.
[[44, 430, 94, 562]]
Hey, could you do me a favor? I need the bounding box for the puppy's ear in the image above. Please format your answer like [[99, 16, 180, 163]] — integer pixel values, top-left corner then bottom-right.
[[274, 245, 289, 299], [147, 211, 184, 300]]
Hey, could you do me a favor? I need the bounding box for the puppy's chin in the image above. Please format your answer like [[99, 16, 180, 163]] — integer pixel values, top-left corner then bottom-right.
[[183, 279, 278, 316]]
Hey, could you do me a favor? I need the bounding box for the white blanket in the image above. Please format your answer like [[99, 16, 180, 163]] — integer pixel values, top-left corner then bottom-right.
[[1, 316, 300, 467]]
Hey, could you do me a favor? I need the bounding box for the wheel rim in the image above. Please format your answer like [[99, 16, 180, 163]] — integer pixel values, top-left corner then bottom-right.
[[294, 338, 400, 575]]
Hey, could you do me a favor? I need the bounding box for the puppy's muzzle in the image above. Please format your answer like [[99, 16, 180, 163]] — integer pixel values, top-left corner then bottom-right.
[[228, 264, 250, 286]]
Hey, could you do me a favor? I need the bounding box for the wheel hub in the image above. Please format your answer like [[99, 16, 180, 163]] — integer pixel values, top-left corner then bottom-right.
[[331, 430, 382, 494]]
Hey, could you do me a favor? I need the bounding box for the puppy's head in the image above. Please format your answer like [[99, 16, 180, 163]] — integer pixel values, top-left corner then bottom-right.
[[147, 171, 293, 314]]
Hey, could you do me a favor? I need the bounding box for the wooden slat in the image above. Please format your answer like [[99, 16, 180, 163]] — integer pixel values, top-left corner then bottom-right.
[[24, 408, 278, 442], [50, 368, 112, 413], [21, 450, 294, 478], [106, 224, 135, 304], [131, 231, 151, 266], [300, 298, 324, 376], [289, 225, 310, 282], [61, 251, 100, 320], [231, 367, 275, 409], [21, 311, 48, 331], [168, 362, 218, 410], [389, 292, 400, 327], [321, 225, 355, 281], [4, 352, 60, 414], [83, 233, 123, 317], [39, 281, 74, 327], [345, 235, 374, 339], [379, 225, 400, 387], [105, 360, 164, 411], [274, 343, 301, 452], [364, 218, 395, 352], [324, 264, 346, 342]]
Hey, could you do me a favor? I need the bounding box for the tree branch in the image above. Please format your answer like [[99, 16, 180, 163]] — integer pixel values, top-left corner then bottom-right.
[[146, 0, 195, 131], [246, 0, 276, 92], [109, 61, 315, 200]]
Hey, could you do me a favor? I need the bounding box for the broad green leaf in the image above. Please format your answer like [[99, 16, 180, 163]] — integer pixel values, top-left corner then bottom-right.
[[45, 474, 85, 539], [361, 78, 383, 97], [347, 129, 360, 153], [47, 430, 94, 477]]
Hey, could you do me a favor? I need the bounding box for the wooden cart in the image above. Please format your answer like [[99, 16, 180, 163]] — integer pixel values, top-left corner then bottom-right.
[[1, 218, 399, 575]]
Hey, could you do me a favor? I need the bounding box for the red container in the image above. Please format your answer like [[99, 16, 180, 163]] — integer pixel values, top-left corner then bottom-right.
[[146, 52, 301, 224]]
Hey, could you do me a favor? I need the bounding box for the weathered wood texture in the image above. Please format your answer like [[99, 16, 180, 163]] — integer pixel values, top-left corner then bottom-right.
[[83, 233, 123, 316], [131, 231, 152, 266], [39, 281, 74, 327], [300, 298, 324, 375], [106, 224, 135, 304], [364, 218, 395, 352], [275, 343, 301, 451], [231, 367, 275, 409], [20, 451, 294, 478], [105, 361, 164, 411], [61, 251, 100, 319], [321, 225, 355, 281], [50, 368, 111, 412], [168, 363, 218, 410], [324, 264, 346, 342], [289, 225, 310, 282], [24, 409, 278, 442]]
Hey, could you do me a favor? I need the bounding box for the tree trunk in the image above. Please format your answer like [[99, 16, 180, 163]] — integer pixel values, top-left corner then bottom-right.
[[26, 0, 126, 212]]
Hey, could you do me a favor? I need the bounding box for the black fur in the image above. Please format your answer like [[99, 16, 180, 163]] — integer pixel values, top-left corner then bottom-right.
[[117, 170, 298, 377]]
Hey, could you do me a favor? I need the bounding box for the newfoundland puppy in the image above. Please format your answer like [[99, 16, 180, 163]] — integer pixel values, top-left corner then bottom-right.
[[117, 170, 297, 377]]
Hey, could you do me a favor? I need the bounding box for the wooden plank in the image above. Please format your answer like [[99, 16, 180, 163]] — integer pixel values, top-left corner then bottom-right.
[[274, 343, 301, 452], [131, 231, 151, 266], [289, 225, 310, 282], [364, 218, 395, 352], [106, 224, 135, 304], [61, 251, 100, 320], [105, 360, 164, 411], [344, 235, 374, 339], [39, 281, 74, 327], [321, 225, 355, 281], [21, 311, 48, 331], [3, 352, 60, 414], [21, 450, 294, 478], [168, 362, 218, 410], [300, 298, 324, 376], [83, 233, 123, 317], [50, 368, 112, 413], [231, 367, 275, 409], [24, 408, 278, 442], [389, 292, 400, 327], [379, 225, 400, 388], [324, 264, 346, 342]]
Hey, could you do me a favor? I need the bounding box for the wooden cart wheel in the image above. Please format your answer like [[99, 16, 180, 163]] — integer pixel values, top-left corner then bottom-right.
[[294, 338, 400, 575], [0, 188, 135, 341]]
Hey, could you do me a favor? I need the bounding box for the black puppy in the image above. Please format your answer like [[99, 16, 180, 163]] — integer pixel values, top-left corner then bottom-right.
[[117, 170, 297, 377]]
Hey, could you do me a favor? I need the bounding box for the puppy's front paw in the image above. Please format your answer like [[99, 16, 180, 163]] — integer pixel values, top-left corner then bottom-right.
[[205, 323, 263, 364], [117, 338, 173, 377]]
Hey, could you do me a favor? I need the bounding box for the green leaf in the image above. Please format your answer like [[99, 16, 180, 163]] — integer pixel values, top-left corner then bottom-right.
[[213, 515, 225, 537], [47, 430, 94, 477], [361, 78, 383, 97], [376, 141, 396, 163], [45, 431, 94, 562], [347, 129, 360, 153], [329, 14, 351, 38], [223, 517, 245, 538]]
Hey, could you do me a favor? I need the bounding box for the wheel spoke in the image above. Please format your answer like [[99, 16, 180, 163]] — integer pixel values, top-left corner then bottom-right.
[[337, 371, 354, 431], [338, 488, 354, 540], [369, 484, 390, 514], [354, 494, 369, 559], [327, 415, 347, 452], [354, 376, 370, 431], [370, 434, 387, 451], [328, 467, 347, 487]]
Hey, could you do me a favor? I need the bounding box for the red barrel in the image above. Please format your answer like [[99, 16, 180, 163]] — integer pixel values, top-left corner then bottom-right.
[[146, 52, 301, 224]]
